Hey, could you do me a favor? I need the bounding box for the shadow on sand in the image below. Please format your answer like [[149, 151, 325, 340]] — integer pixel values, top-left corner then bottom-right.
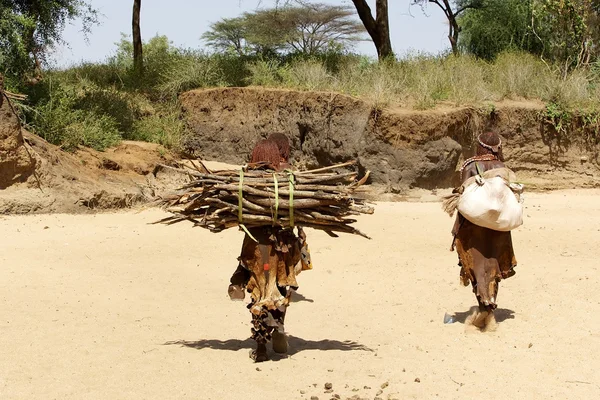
[[451, 307, 515, 324], [164, 335, 373, 357], [290, 291, 314, 303]]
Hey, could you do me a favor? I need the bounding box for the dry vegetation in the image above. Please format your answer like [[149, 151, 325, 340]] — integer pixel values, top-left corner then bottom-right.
[[9, 36, 600, 152], [245, 52, 600, 111]]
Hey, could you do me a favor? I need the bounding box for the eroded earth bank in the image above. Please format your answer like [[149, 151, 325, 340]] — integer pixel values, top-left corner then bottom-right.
[[2, 87, 599, 213]]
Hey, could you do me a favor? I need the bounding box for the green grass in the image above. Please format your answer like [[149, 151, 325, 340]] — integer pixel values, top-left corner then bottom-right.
[[16, 41, 600, 152]]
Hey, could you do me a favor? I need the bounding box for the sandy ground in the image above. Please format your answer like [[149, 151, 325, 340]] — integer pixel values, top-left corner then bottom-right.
[[1, 190, 600, 400]]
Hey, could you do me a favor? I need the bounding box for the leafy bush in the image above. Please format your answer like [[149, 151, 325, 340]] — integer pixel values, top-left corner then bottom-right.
[[131, 103, 184, 149], [247, 59, 283, 86], [280, 59, 333, 91], [158, 54, 226, 98], [29, 87, 121, 152]]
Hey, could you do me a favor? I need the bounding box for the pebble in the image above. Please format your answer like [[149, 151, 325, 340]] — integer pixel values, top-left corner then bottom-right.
[[376, 390, 383, 396], [311, 397, 319, 400], [325, 383, 333, 390], [381, 382, 389, 389], [415, 378, 421, 383], [300, 390, 306, 394]]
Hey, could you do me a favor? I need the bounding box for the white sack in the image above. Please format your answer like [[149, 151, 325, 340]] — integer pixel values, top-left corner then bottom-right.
[[457, 174, 523, 232]]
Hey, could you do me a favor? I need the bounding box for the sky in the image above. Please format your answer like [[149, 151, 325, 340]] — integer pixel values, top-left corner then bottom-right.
[[51, 0, 452, 66]]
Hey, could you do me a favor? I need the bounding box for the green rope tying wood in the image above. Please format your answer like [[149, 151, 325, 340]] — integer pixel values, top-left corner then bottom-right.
[[272, 173, 279, 226], [288, 172, 295, 227], [238, 168, 258, 242], [238, 169, 244, 222]]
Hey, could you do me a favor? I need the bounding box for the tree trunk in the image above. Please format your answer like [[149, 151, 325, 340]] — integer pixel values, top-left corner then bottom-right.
[[443, 0, 460, 56], [351, 0, 393, 60], [132, 0, 143, 76], [375, 0, 393, 59], [448, 15, 460, 55], [23, 19, 43, 84]]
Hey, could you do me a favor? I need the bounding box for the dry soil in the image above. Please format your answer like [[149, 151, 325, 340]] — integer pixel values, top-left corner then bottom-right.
[[1, 190, 599, 399]]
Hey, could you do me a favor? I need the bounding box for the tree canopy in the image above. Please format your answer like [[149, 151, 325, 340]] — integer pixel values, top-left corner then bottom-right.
[[459, 0, 600, 67], [0, 0, 97, 84], [458, 0, 542, 60], [202, 3, 365, 56]]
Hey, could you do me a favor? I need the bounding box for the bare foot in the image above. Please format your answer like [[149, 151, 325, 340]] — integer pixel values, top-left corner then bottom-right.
[[465, 307, 497, 332], [249, 344, 269, 362], [483, 312, 497, 332]]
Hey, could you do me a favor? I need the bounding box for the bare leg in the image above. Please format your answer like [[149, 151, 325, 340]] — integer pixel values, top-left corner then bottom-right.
[[466, 292, 497, 332], [228, 263, 249, 301], [272, 309, 288, 354], [249, 309, 273, 362]]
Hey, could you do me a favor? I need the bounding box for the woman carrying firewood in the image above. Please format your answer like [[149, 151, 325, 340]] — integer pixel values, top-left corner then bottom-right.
[[451, 132, 518, 331], [228, 135, 312, 362], [157, 134, 372, 359]]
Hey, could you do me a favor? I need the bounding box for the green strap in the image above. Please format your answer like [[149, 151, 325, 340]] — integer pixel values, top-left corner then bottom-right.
[[238, 168, 258, 242], [238, 169, 244, 223], [273, 173, 279, 225], [288, 172, 295, 228], [475, 162, 483, 176], [240, 224, 258, 242]]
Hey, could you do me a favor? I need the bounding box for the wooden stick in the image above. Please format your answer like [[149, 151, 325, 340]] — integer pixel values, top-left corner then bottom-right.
[[294, 160, 357, 174]]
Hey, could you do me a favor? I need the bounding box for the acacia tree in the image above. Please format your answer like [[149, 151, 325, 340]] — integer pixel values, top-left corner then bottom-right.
[[132, 0, 143, 76], [272, 0, 392, 60], [351, 0, 393, 60], [412, 0, 484, 55], [202, 3, 364, 56], [0, 0, 97, 84], [201, 17, 248, 55], [290, 3, 365, 54], [250, 3, 364, 55]]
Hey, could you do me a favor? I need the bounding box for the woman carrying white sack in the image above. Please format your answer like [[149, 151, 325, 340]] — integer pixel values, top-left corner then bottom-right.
[[449, 132, 520, 331]]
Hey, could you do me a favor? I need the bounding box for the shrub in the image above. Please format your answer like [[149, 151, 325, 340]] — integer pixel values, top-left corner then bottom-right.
[[131, 103, 184, 149], [280, 59, 333, 91], [247, 59, 283, 86], [158, 54, 226, 98]]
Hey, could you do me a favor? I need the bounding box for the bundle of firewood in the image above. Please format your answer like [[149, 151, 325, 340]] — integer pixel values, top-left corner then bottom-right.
[[155, 160, 374, 238]]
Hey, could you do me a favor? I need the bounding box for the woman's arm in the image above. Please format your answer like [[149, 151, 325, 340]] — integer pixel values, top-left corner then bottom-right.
[[461, 163, 477, 183]]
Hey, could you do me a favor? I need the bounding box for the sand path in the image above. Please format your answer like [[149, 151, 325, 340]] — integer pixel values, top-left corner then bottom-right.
[[1, 190, 599, 399]]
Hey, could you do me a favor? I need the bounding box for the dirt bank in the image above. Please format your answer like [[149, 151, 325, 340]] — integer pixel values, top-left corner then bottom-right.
[[1, 190, 599, 399], [181, 88, 600, 191], [0, 91, 36, 189], [0, 129, 189, 214]]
